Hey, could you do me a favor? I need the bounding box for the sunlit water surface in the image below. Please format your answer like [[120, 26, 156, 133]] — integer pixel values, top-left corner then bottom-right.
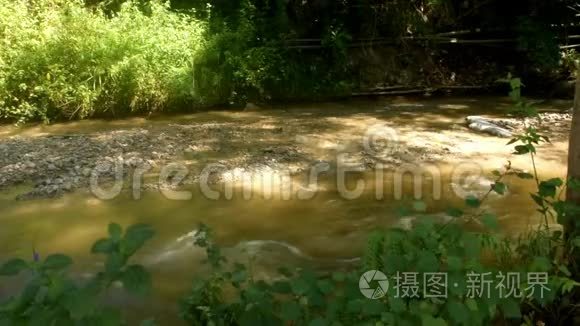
[[0, 96, 571, 323]]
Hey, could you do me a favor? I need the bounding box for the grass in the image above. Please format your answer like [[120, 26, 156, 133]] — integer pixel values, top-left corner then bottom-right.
[[0, 0, 207, 123]]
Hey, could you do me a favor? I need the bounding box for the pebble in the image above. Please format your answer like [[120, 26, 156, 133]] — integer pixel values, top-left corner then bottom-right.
[[0, 110, 571, 201]]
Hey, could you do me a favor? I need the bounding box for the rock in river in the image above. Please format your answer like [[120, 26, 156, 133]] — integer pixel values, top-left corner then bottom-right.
[[465, 116, 513, 138]]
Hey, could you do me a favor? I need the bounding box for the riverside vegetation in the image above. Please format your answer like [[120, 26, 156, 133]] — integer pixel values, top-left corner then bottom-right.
[[1, 79, 579, 325], [1, 0, 579, 325], [0, 0, 353, 124], [1, 0, 578, 124]]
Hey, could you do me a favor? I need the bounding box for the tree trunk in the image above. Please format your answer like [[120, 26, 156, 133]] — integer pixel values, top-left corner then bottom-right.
[[566, 73, 580, 239]]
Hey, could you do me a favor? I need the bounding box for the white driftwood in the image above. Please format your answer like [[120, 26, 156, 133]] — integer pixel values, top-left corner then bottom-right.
[[465, 116, 513, 138]]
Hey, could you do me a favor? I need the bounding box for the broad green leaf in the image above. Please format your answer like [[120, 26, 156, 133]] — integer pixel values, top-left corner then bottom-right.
[[544, 178, 564, 187], [516, 172, 534, 179], [105, 252, 124, 275], [538, 182, 557, 198], [62, 288, 97, 319], [446, 207, 464, 218], [123, 224, 155, 256], [0, 258, 28, 276], [20, 279, 42, 304], [531, 194, 544, 207], [509, 78, 521, 90], [513, 145, 530, 155], [121, 265, 151, 296], [47, 275, 70, 300], [91, 238, 115, 254], [43, 254, 72, 271], [491, 182, 506, 195], [108, 223, 123, 240]]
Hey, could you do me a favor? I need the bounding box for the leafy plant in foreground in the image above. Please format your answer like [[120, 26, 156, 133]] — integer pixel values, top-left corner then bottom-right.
[[0, 223, 155, 325], [498, 75, 580, 323], [180, 204, 577, 326]]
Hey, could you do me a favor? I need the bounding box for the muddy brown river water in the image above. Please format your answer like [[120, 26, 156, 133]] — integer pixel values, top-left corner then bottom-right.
[[0, 96, 572, 323]]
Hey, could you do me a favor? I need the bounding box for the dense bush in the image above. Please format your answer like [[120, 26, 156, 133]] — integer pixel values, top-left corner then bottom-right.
[[0, 0, 575, 123], [0, 0, 352, 122], [0, 0, 206, 123], [191, 0, 353, 106], [179, 219, 579, 326]]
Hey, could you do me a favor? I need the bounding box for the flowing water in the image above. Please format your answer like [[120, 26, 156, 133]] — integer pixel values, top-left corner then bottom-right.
[[0, 96, 572, 323]]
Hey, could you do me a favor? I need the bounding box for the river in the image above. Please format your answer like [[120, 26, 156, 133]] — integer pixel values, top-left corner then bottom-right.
[[0, 96, 572, 323]]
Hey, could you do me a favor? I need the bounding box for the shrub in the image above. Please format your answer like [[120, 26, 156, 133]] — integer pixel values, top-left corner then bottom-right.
[[0, 0, 206, 123], [179, 205, 579, 325], [0, 0, 348, 121], [0, 223, 155, 324]]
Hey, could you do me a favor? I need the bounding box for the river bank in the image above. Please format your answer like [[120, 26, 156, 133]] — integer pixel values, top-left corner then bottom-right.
[[0, 96, 573, 201]]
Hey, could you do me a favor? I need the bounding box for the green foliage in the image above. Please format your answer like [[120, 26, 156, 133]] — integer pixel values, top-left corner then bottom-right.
[[192, 0, 353, 106], [0, 0, 206, 123], [179, 212, 578, 325], [516, 17, 560, 69], [0, 223, 155, 325], [0, 0, 357, 122], [499, 75, 580, 321], [0, 0, 573, 123]]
